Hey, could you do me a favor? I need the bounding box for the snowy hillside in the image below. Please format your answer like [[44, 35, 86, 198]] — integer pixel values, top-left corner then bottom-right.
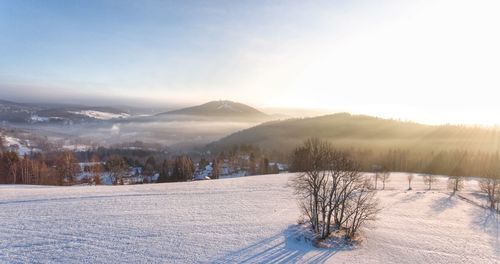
[[0, 173, 498, 263], [2, 135, 40, 156], [0, 99, 135, 124], [68, 110, 130, 120]]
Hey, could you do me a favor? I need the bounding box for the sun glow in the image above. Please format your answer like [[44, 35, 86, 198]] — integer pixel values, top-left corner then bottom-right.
[[254, 0, 500, 125]]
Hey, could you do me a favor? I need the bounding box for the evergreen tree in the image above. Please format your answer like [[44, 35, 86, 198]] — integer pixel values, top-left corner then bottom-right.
[[260, 158, 270, 174], [199, 157, 209, 170], [89, 155, 102, 185], [271, 163, 280, 174], [143, 156, 157, 183], [171, 155, 195, 182], [158, 159, 170, 183], [249, 152, 256, 175], [211, 159, 220, 179]]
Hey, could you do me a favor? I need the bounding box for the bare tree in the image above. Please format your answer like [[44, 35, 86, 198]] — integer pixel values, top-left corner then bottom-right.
[[448, 154, 465, 192], [372, 165, 382, 190], [423, 174, 438, 190], [89, 155, 102, 185], [345, 184, 380, 238], [373, 173, 379, 190], [407, 173, 414, 190], [448, 176, 464, 192], [380, 171, 390, 190]]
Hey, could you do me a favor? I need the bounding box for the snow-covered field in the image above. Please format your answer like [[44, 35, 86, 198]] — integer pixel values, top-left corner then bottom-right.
[[0, 173, 498, 263]]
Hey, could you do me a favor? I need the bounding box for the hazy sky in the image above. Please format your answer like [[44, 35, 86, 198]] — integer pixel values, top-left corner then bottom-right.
[[1, 0, 499, 125]]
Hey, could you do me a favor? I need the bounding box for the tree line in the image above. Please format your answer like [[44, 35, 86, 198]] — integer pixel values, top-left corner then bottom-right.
[[0, 142, 279, 185], [0, 146, 199, 185]]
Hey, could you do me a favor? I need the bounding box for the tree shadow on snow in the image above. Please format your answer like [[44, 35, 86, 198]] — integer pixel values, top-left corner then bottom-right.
[[210, 225, 350, 264], [399, 191, 425, 204], [470, 206, 500, 255], [468, 192, 489, 206], [429, 193, 458, 214]]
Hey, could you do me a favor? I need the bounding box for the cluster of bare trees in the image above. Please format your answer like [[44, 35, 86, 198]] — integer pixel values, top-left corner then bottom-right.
[[210, 144, 280, 177], [0, 149, 123, 186], [105, 155, 127, 185], [157, 155, 195, 182], [0, 151, 20, 184], [290, 138, 379, 240], [372, 165, 391, 190], [93, 154, 197, 185], [388, 172, 459, 192], [18, 155, 50, 185], [0, 136, 202, 186], [55, 151, 79, 185], [422, 174, 438, 190], [0, 150, 81, 185], [404, 173, 434, 191]]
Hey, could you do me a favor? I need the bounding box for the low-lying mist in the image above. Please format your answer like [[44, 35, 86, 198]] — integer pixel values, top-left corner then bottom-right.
[[9, 119, 260, 150]]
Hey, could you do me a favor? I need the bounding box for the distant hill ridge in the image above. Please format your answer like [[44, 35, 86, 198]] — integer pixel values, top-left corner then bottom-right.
[[208, 113, 500, 153], [0, 99, 130, 123]]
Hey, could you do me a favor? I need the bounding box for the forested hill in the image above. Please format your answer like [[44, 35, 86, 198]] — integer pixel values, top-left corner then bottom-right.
[[208, 113, 500, 154]]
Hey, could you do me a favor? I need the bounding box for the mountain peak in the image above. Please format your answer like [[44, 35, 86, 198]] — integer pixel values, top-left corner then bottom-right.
[[158, 100, 268, 119]]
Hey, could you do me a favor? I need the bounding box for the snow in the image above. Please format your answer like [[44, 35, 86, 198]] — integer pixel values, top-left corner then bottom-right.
[[220, 170, 249, 179], [62, 144, 91, 152], [3, 136, 39, 156], [69, 110, 130, 120], [30, 115, 50, 122], [0, 173, 498, 263], [216, 101, 241, 113]]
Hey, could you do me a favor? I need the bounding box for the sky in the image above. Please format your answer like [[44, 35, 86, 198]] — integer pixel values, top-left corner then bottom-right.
[[1, 0, 500, 125]]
